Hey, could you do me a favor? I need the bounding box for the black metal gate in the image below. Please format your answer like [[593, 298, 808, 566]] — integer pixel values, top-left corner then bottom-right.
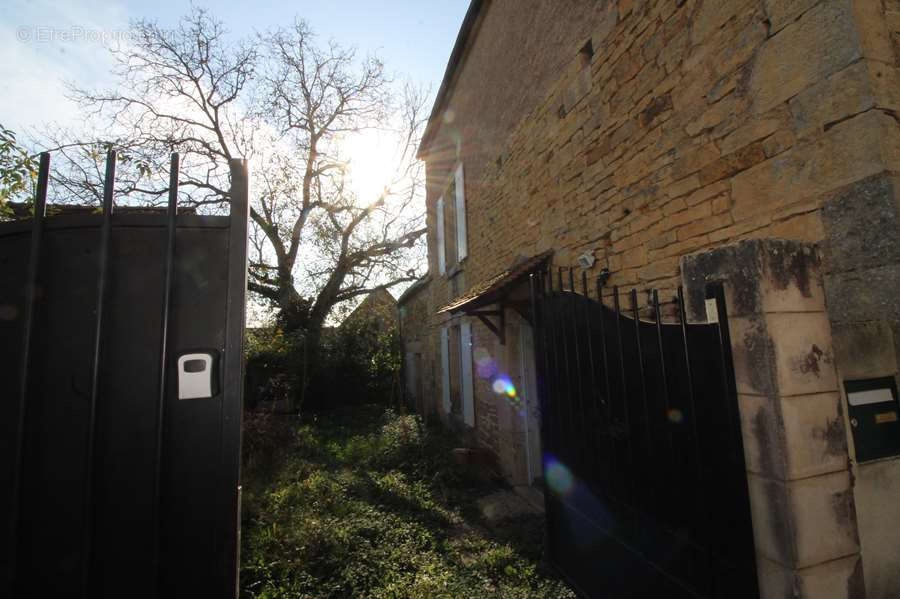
[[529, 269, 757, 599], [1, 151, 248, 597]]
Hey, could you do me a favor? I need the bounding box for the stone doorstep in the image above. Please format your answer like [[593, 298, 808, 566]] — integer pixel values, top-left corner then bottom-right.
[[451, 446, 501, 482], [513, 484, 546, 514], [476, 489, 543, 524]]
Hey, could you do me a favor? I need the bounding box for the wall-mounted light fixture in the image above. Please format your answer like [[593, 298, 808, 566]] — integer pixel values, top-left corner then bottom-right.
[[577, 251, 596, 269]]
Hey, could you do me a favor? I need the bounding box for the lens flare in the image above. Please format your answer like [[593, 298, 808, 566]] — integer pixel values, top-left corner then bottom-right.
[[491, 376, 517, 398], [474, 347, 498, 379], [545, 458, 575, 496], [667, 408, 684, 424]]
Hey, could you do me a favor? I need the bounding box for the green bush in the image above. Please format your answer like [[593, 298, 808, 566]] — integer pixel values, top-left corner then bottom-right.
[[245, 318, 401, 413]]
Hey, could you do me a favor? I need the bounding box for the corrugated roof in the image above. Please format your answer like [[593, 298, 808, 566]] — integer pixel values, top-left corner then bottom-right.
[[438, 250, 553, 314]]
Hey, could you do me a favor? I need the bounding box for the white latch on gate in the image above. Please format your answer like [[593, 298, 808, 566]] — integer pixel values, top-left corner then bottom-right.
[[705, 298, 719, 324], [177, 352, 218, 399]]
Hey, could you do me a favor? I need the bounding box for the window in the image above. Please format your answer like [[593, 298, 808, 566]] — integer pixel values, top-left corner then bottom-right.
[[435, 164, 466, 278], [436, 196, 446, 275], [454, 163, 467, 261]]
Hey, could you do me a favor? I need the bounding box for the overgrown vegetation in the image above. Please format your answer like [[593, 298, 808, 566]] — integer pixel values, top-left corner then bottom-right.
[[240, 406, 575, 598], [245, 316, 402, 413], [0, 124, 37, 217]]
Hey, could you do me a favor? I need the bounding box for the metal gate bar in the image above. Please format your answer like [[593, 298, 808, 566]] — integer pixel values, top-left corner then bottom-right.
[[81, 149, 117, 593], [9, 152, 50, 583], [150, 152, 181, 591], [218, 157, 251, 597], [580, 272, 601, 482], [532, 267, 758, 598]]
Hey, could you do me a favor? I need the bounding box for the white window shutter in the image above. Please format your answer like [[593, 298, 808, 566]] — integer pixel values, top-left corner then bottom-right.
[[455, 164, 467, 260], [436, 196, 446, 275], [460, 321, 475, 426], [440, 327, 451, 413]]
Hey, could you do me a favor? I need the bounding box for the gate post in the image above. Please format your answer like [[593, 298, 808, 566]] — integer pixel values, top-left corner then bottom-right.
[[682, 239, 864, 599]]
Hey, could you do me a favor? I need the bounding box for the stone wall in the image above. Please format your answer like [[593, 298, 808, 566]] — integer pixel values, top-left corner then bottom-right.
[[422, 0, 608, 451], [399, 282, 437, 420], [417, 2, 900, 595], [450, 0, 899, 303], [821, 173, 900, 599]]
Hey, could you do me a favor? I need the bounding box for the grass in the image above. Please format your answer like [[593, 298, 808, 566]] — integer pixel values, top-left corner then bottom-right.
[[239, 405, 576, 598]]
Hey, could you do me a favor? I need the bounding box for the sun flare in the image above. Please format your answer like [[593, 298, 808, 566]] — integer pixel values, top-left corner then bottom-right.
[[342, 128, 399, 204]]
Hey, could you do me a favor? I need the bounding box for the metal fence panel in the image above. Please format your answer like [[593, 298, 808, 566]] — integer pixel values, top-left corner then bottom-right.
[[531, 271, 757, 599]]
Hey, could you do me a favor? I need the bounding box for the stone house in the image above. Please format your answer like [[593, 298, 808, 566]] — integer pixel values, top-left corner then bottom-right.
[[340, 287, 398, 332], [406, 1, 900, 597], [398, 276, 434, 417]]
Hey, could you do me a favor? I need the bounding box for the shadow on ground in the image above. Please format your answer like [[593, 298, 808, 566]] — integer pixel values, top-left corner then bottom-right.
[[239, 405, 575, 598]]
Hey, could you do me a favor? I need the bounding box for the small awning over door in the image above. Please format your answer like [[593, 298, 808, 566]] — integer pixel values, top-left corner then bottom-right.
[[437, 250, 552, 344]]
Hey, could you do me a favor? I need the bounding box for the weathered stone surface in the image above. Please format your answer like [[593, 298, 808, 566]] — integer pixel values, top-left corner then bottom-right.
[[681, 239, 825, 320], [758, 554, 865, 599], [790, 470, 860, 568], [749, 0, 863, 114], [763, 0, 818, 34], [795, 555, 866, 599], [767, 210, 825, 242], [739, 393, 787, 478], [855, 459, 900, 599], [718, 110, 787, 156], [767, 312, 839, 397], [732, 111, 889, 222], [762, 129, 794, 157], [730, 315, 778, 397], [821, 173, 900, 274], [747, 472, 794, 565], [699, 141, 767, 185], [758, 241, 826, 314], [757, 555, 795, 599], [833, 320, 898, 379], [790, 61, 875, 141], [749, 470, 862, 570], [691, 0, 756, 45], [870, 62, 900, 112], [853, 0, 895, 63], [671, 142, 720, 180], [593, 0, 618, 48], [779, 392, 848, 479], [824, 264, 900, 323]]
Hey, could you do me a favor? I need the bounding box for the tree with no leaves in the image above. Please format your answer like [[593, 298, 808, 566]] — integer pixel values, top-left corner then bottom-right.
[[45, 8, 426, 343]]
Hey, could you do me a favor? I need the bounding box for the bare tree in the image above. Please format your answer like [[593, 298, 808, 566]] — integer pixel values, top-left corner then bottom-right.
[[43, 9, 426, 341], [251, 20, 426, 336]]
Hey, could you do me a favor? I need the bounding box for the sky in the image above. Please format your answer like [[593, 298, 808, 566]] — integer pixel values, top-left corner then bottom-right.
[[1, 0, 469, 138]]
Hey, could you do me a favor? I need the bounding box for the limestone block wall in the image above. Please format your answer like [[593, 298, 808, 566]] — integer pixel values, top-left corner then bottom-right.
[[417, 4, 900, 592], [399, 284, 437, 420], [422, 0, 900, 467], [448, 0, 900, 302]]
